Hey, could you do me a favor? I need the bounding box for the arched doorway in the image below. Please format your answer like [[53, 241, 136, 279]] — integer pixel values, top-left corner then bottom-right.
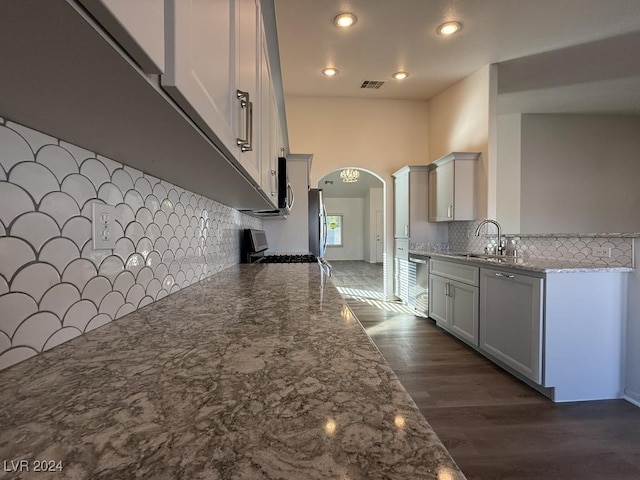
[[317, 168, 389, 300]]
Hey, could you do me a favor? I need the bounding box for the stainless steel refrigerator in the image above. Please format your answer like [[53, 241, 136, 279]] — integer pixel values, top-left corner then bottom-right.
[[308, 188, 331, 274]]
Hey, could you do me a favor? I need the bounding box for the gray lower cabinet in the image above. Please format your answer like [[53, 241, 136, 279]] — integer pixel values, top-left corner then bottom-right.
[[429, 259, 479, 346], [479, 267, 543, 384]]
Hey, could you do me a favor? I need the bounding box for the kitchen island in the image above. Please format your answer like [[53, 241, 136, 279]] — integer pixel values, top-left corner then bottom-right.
[[0, 264, 464, 480]]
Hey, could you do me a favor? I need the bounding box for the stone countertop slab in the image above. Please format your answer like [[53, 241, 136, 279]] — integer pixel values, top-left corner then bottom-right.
[[409, 251, 634, 273], [0, 264, 465, 480]]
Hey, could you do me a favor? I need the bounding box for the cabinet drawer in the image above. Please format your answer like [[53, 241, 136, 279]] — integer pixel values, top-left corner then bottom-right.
[[395, 238, 409, 260], [430, 258, 479, 286]]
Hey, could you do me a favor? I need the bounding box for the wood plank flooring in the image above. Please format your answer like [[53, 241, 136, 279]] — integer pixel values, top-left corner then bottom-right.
[[331, 261, 640, 480]]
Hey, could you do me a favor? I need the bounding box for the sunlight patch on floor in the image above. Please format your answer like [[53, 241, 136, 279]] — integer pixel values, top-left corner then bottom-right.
[[335, 287, 386, 301]]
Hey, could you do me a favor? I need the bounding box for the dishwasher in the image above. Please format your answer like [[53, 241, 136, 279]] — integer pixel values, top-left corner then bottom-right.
[[409, 255, 429, 318]]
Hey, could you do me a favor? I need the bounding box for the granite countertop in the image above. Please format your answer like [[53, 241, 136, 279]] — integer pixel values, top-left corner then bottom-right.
[[409, 250, 634, 273], [0, 264, 465, 480]]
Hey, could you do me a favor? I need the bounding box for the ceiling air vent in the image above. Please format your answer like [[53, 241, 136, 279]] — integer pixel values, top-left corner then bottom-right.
[[360, 80, 385, 89]]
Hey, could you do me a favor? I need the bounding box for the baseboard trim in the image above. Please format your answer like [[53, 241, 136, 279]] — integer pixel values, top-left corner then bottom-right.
[[624, 391, 640, 408]]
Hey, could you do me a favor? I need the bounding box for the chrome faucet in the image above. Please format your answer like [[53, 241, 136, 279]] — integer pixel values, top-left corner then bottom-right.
[[475, 219, 503, 255]]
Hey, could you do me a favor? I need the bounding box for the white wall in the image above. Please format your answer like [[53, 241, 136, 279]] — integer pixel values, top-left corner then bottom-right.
[[263, 157, 309, 254], [427, 65, 497, 219], [496, 114, 522, 233], [324, 197, 364, 261], [519, 114, 640, 233]]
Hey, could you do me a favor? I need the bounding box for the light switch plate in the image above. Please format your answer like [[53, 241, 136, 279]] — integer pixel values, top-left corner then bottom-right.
[[92, 203, 116, 250]]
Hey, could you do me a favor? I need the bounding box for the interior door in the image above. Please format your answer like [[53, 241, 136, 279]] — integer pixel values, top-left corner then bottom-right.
[[375, 210, 383, 263]]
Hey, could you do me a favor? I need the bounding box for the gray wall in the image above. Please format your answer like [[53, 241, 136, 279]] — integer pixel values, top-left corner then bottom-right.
[[520, 114, 640, 233]]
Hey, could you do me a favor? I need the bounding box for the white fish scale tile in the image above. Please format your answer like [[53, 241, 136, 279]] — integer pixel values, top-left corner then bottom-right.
[[36, 145, 79, 183], [135, 267, 154, 289], [114, 237, 135, 262], [134, 177, 153, 198], [0, 125, 34, 171], [96, 154, 121, 174], [113, 271, 135, 297], [61, 174, 96, 209], [98, 183, 124, 206], [39, 283, 81, 320], [60, 142, 93, 166], [43, 327, 81, 351], [84, 313, 112, 333], [0, 332, 10, 354], [0, 292, 38, 338], [81, 242, 110, 269], [111, 169, 134, 193], [116, 303, 136, 319], [39, 238, 80, 273], [0, 182, 35, 226], [98, 255, 125, 283], [99, 291, 125, 318], [80, 158, 110, 190], [82, 276, 112, 306], [62, 259, 98, 292], [124, 189, 144, 212], [125, 284, 145, 307], [63, 300, 98, 331], [61, 217, 92, 250], [12, 312, 61, 352], [0, 119, 262, 370], [126, 254, 144, 277], [10, 211, 61, 251], [39, 191, 80, 228], [11, 263, 60, 302], [0, 237, 36, 281]]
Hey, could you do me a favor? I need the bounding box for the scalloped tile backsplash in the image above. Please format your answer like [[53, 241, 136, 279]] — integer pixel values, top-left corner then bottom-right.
[[448, 220, 634, 267], [0, 119, 261, 371]]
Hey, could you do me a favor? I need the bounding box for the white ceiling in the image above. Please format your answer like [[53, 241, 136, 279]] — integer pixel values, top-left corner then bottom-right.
[[319, 169, 383, 198], [274, 0, 640, 112]]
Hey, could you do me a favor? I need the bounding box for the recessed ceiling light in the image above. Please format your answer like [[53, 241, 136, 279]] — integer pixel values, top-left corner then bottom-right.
[[334, 13, 357, 28], [437, 21, 462, 36], [392, 71, 409, 80], [322, 67, 339, 77]]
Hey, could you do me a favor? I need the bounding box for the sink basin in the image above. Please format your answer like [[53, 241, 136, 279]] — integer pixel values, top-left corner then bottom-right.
[[448, 252, 520, 263]]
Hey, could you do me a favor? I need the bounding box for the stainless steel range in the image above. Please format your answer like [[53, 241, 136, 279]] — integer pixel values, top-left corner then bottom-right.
[[241, 229, 317, 264]]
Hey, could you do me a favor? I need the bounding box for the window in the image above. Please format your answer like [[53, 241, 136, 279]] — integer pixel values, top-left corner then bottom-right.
[[326, 214, 343, 247]]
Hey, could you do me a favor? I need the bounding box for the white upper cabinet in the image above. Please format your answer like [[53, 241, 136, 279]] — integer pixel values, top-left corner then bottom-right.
[[393, 166, 448, 243], [162, 1, 237, 159], [428, 152, 479, 222], [162, 0, 268, 186], [260, 32, 278, 205], [78, 0, 165, 74], [236, 0, 262, 183], [393, 169, 411, 238]]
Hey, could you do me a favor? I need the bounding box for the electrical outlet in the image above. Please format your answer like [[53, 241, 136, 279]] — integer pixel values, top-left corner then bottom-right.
[[591, 246, 611, 257], [92, 204, 116, 250]]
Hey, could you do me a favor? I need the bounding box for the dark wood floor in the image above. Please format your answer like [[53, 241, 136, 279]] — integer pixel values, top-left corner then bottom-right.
[[331, 262, 640, 480]]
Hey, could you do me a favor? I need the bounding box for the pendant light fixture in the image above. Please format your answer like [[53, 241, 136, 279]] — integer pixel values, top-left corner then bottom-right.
[[340, 168, 360, 183]]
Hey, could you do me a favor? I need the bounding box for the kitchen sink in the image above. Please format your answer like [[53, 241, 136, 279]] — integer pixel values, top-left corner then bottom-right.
[[448, 252, 521, 263]]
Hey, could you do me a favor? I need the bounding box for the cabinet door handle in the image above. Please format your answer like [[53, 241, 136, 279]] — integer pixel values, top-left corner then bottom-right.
[[495, 272, 515, 279], [271, 169, 277, 196], [447, 205, 453, 218], [404, 225, 409, 236], [236, 90, 253, 152], [445, 282, 450, 297]]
